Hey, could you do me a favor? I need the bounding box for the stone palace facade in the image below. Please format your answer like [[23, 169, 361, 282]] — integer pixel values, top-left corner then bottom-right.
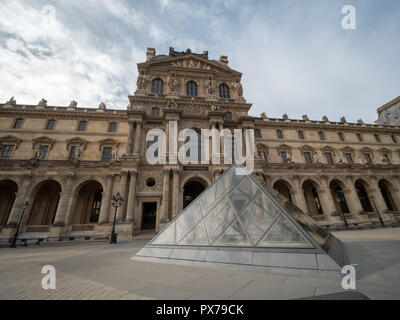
[[1, 47, 400, 243]]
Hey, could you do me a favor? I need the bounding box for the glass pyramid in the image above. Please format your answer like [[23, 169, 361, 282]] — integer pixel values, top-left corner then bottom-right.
[[150, 165, 315, 248]]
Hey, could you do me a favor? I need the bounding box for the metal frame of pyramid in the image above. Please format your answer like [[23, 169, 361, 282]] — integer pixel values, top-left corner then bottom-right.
[[132, 165, 343, 279]]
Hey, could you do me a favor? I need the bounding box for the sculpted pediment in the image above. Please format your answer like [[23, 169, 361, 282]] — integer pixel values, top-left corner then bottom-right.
[[143, 55, 240, 75]]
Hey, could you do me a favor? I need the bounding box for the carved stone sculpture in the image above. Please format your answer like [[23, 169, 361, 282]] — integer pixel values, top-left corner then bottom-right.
[[6, 97, 16, 105], [302, 114, 309, 121], [69, 100, 77, 108], [206, 78, 217, 96], [98, 102, 106, 110], [112, 144, 119, 162], [260, 112, 268, 120], [38, 98, 47, 107], [168, 73, 178, 92], [282, 114, 289, 120], [136, 72, 147, 90], [340, 116, 347, 123], [322, 115, 329, 122], [312, 152, 320, 164], [231, 80, 243, 98]]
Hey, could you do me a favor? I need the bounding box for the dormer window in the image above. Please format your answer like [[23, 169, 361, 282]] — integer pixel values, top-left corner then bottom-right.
[[78, 120, 87, 132], [46, 119, 56, 130], [186, 81, 198, 97], [219, 83, 230, 99], [151, 78, 164, 94]]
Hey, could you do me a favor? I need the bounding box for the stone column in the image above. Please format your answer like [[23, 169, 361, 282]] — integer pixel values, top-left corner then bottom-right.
[[319, 178, 337, 219], [117, 170, 128, 222], [344, 178, 364, 216], [218, 122, 225, 162], [171, 169, 179, 218], [127, 120, 135, 154], [98, 174, 114, 224], [133, 121, 142, 155], [7, 174, 32, 226], [53, 174, 75, 226], [210, 121, 219, 163], [161, 168, 170, 222], [369, 187, 389, 215], [125, 169, 138, 223], [291, 177, 308, 213]]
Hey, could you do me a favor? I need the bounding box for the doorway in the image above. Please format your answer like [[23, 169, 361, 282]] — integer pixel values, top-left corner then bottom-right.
[[142, 202, 157, 230]]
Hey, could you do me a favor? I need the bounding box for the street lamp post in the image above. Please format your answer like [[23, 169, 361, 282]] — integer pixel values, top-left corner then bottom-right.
[[10, 200, 29, 248], [370, 195, 385, 228], [110, 192, 124, 244]]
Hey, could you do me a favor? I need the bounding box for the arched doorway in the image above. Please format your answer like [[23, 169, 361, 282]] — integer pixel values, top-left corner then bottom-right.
[[72, 180, 103, 224], [273, 180, 292, 203], [329, 180, 350, 214], [0, 180, 18, 226], [379, 179, 398, 211], [303, 180, 323, 216], [183, 180, 206, 209], [29, 180, 61, 225], [355, 180, 373, 212]]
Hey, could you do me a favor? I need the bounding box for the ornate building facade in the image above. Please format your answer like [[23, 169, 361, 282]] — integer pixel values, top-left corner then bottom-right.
[[1, 47, 399, 243]]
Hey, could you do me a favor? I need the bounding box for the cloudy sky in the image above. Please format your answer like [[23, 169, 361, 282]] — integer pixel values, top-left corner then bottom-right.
[[0, 0, 399, 123]]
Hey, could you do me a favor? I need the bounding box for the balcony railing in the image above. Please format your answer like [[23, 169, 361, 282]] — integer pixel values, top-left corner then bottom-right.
[[72, 224, 95, 232], [26, 225, 50, 233]]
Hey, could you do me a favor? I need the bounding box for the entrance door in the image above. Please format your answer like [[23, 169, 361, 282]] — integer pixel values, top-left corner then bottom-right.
[[142, 202, 157, 230]]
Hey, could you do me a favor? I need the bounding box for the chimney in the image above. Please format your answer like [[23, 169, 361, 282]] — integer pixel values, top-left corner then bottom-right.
[[219, 55, 228, 64], [146, 48, 156, 61]]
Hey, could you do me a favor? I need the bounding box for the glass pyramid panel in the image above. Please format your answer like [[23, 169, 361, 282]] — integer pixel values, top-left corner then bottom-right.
[[178, 219, 209, 245], [214, 219, 252, 246], [152, 221, 176, 245], [203, 198, 236, 244], [260, 217, 312, 248], [175, 202, 203, 242], [148, 164, 316, 249]]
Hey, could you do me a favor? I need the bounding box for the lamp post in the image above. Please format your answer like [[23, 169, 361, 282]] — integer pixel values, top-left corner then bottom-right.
[[370, 195, 385, 227], [10, 200, 29, 248], [110, 192, 124, 244]]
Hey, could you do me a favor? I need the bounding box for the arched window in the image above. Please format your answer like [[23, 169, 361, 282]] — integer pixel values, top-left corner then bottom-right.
[[186, 81, 198, 97], [224, 112, 232, 121], [151, 78, 164, 94], [355, 181, 373, 212], [219, 83, 230, 99], [108, 122, 117, 133], [151, 107, 160, 117]]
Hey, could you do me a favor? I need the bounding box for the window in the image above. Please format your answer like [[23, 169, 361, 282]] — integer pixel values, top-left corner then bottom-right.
[[356, 184, 373, 212], [325, 152, 334, 165], [374, 134, 381, 143], [108, 122, 117, 133], [69, 146, 76, 161], [39, 146, 49, 160], [101, 147, 112, 162], [276, 129, 283, 139], [254, 129, 261, 138], [219, 83, 230, 99], [13, 118, 23, 129], [356, 133, 363, 142], [311, 187, 323, 215], [335, 187, 350, 213], [318, 131, 325, 141], [0, 145, 14, 160], [298, 130, 304, 140], [151, 108, 160, 117], [391, 135, 398, 143], [186, 81, 198, 96], [78, 120, 87, 132], [344, 153, 353, 164], [363, 153, 373, 164], [147, 135, 159, 159], [304, 152, 312, 164], [46, 119, 56, 130], [281, 151, 288, 163], [89, 190, 102, 223], [338, 132, 344, 141], [224, 112, 232, 121], [151, 78, 164, 94]]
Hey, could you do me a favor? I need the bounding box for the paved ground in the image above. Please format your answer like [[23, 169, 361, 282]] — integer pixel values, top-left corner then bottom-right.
[[0, 228, 399, 300]]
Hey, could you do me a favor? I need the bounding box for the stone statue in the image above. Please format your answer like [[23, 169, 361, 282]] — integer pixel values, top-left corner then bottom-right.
[[231, 80, 243, 98], [282, 114, 289, 120], [188, 59, 195, 68], [382, 154, 390, 164], [340, 116, 347, 123], [6, 97, 16, 105], [69, 100, 77, 108], [111, 144, 119, 161], [357, 119, 364, 124], [98, 102, 106, 110], [260, 112, 268, 120], [302, 114, 309, 121], [322, 115, 329, 122], [168, 73, 178, 92], [312, 152, 320, 164], [76, 144, 84, 161], [359, 153, 368, 164], [38, 98, 47, 107], [211, 104, 220, 111], [206, 78, 217, 96], [33, 145, 41, 160], [136, 72, 147, 90]]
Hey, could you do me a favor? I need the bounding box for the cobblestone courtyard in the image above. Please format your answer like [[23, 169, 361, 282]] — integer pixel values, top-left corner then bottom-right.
[[0, 228, 399, 300]]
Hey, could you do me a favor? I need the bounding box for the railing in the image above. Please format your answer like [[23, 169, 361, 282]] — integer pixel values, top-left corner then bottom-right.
[[72, 224, 95, 232], [26, 225, 50, 233]]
